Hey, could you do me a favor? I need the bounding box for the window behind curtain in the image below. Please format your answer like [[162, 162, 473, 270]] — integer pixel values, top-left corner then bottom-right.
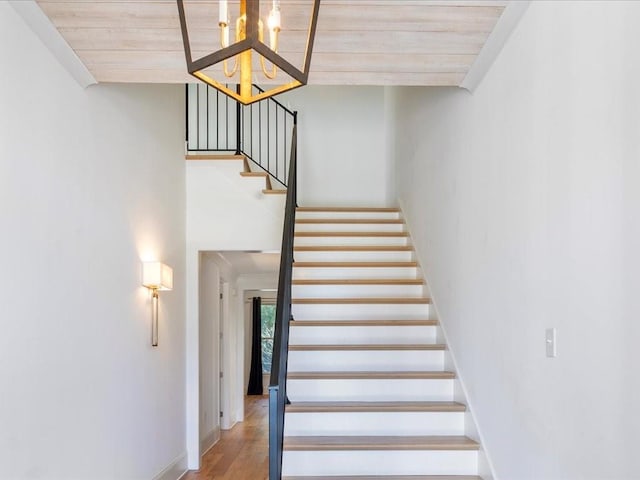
[[261, 304, 276, 373]]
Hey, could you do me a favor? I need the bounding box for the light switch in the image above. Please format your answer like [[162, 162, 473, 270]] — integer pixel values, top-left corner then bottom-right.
[[546, 328, 557, 358]]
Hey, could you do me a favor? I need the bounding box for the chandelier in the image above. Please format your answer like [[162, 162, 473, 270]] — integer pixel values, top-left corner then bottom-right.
[[177, 0, 320, 105]]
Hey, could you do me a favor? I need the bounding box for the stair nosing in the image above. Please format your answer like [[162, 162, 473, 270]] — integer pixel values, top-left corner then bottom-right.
[[289, 319, 438, 326], [286, 401, 467, 413], [293, 245, 414, 252], [295, 231, 409, 237], [296, 207, 400, 213], [291, 297, 431, 305], [296, 218, 405, 224], [289, 344, 445, 351], [288, 371, 455, 380], [292, 279, 424, 285], [294, 261, 418, 267]]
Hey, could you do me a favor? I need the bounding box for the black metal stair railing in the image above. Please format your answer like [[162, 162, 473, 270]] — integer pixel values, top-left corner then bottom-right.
[[268, 121, 297, 480], [185, 83, 296, 188]]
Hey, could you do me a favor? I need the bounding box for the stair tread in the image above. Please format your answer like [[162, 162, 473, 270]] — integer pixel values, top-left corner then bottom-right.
[[294, 245, 414, 251], [292, 297, 430, 304], [288, 371, 455, 380], [283, 476, 481, 480], [289, 344, 445, 351], [240, 171, 269, 177], [295, 231, 409, 237], [296, 218, 405, 224], [292, 279, 424, 285], [263, 189, 287, 194], [290, 319, 438, 326], [297, 207, 400, 212], [287, 401, 466, 413], [294, 262, 418, 267], [184, 154, 245, 160], [283, 435, 479, 451]]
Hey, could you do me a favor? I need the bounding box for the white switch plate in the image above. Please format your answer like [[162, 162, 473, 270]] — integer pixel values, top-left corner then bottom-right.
[[546, 328, 557, 358]]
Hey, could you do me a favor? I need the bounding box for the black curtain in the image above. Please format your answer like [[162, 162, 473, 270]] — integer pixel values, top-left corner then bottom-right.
[[247, 296, 263, 395]]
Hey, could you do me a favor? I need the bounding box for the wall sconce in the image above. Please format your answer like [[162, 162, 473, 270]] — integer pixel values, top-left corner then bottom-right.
[[142, 261, 173, 347]]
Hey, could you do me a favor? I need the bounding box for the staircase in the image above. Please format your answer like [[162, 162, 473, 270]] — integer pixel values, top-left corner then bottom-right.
[[281, 206, 482, 479]]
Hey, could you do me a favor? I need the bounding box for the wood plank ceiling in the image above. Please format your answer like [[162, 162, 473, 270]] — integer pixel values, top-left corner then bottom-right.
[[36, 0, 507, 86]]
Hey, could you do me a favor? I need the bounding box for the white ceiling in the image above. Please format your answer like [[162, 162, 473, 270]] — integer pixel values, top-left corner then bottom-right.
[[207, 251, 280, 276], [35, 0, 509, 87]]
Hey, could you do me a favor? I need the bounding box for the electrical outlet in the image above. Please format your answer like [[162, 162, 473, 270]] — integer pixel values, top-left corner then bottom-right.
[[546, 328, 557, 358]]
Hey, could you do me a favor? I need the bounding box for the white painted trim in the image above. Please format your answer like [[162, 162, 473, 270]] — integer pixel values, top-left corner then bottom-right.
[[460, 0, 530, 92], [400, 199, 497, 480], [152, 452, 188, 480], [200, 426, 221, 456], [8, 0, 96, 89], [186, 248, 200, 470]]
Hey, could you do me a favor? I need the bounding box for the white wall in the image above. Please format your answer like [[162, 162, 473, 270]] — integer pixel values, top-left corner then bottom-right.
[[280, 86, 392, 207], [0, 4, 186, 480], [393, 2, 640, 479]]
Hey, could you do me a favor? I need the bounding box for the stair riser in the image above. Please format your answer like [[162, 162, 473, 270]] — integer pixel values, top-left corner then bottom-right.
[[289, 325, 438, 345], [294, 250, 414, 262], [287, 378, 454, 402], [293, 267, 419, 280], [292, 303, 430, 321], [284, 411, 465, 436], [282, 450, 478, 476], [296, 211, 401, 220], [292, 284, 424, 298], [288, 350, 444, 372], [295, 223, 406, 233], [294, 236, 409, 246]]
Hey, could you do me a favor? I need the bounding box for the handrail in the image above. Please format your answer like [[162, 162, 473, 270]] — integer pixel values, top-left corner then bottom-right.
[[268, 115, 297, 480], [185, 83, 295, 187]]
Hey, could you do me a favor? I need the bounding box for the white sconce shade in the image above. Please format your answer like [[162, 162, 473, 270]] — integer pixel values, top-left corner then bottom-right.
[[142, 261, 173, 347], [142, 262, 173, 291]]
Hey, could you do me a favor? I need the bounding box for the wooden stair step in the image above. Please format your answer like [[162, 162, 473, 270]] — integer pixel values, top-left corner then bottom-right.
[[297, 207, 400, 213], [294, 261, 418, 267], [286, 401, 466, 413], [292, 298, 431, 305], [184, 154, 245, 160], [288, 371, 455, 380], [294, 245, 414, 252], [263, 189, 287, 194], [283, 435, 479, 451], [283, 476, 482, 480], [240, 171, 269, 177], [289, 344, 445, 351], [295, 231, 409, 237], [296, 218, 405, 224], [290, 319, 438, 327], [292, 279, 424, 285]]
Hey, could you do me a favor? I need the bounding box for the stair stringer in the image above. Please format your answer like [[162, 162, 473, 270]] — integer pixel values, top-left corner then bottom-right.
[[401, 204, 497, 480]]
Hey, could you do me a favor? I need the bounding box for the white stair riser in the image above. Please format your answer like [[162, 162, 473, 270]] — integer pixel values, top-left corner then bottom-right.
[[293, 266, 419, 280], [289, 325, 438, 345], [294, 250, 414, 262], [282, 450, 478, 476], [294, 236, 409, 246], [292, 303, 430, 321], [284, 411, 465, 436], [288, 350, 444, 372], [295, 223, 406, 233], [292, 284, 424, 298], [287, 378, 454, 402], [296, 211, 401, 220]]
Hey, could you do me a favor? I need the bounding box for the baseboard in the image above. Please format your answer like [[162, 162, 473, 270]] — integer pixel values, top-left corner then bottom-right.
[[152, 452, 188, 480], [200, 426, 221, 456]]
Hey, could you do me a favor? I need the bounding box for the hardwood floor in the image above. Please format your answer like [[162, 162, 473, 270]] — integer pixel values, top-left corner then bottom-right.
[[184, 396, 269, 480]]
